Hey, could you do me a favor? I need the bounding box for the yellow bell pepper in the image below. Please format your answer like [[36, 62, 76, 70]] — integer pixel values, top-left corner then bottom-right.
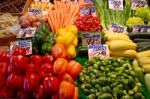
[[56, 36, 65, 44], [63, 31, 75, 46], [67, 44, 76, 58], [72, 36, 78, 47]]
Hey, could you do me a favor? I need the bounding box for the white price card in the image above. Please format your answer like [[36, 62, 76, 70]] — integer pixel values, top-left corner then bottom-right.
[[10, 40, 32, 55], [109, 23, 127, 34], [131, 0, 147, 10], [28, 8, 42, 15], [88, 44, 110, 59], [133, 25, 150, 33], [82, 32, 101, 45], [17, 27, 36, 38], [108, 0, 124, 10], [80, 6, 96, 16]]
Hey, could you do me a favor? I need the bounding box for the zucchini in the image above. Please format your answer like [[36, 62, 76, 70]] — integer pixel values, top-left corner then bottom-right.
[[133, 38, 150, 43], [145, 74, 150, 94], [128, 33, 150, 40], [136, 42, 150, 47]]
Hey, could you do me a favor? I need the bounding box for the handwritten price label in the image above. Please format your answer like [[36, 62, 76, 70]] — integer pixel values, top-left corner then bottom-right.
[[133, 25, 150, 33], [17, 27, 36, 38], [80, 6, 96, 16], [109, 23, 127, 34], [88, 44, 110, 59], [10, 40, 32, 55], [131, 0, 147, 10], [28, 8, 42, 15], [82, 32, 101, 45], [108, 0, 123, 10]]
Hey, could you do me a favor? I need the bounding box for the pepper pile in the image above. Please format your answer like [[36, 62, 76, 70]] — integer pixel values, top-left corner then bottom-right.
[[75, 15, 103, 32]]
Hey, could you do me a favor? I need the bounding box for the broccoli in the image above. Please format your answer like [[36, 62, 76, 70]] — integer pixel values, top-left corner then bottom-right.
[[134, 92, 145, 99]]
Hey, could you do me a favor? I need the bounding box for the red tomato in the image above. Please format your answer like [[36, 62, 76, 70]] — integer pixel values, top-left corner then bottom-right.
[[23, 73, 40, 93], [39, 63, 53, 79], [43, 76, 59, 95], [59, 81, 75, 99], [17, 90, 30, 99], [7, 65, 13, 75], [58, 73, 74, 83], [42, 54, 54, 64], [0, 51, 10, 63], [52, 43, 67, 59], [0, 74, 5, 91], [51, 93, 59, 99], [6, 73, 24, 89], [0, 87, 15, 98], [0, 62, 8, 77], [53, 58, 68, 75], [11, 47, 26, 56], [26, 63, 40, 74], [67, 60, 82, 79], [10, 55, 29, 73], [30, 55, 43, 66], [33, 85, 46, 99]]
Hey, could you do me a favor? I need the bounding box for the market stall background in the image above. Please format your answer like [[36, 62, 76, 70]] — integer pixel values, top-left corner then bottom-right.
[[0, 0, 150, 99]]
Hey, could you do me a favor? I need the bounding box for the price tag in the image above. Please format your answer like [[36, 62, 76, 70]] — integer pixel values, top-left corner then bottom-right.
[[28, 8, 42, 15], [10, 40, 32, 55], [88, 44, 110, 59], [133, 25, 150, 33], [84, 0, 93, 3], [41, 0, 50, 2], [17, 27, 36, 38], [108, 0, 124, 10], [109, 23, 127, 34], [82, 32, 101, 45], [131, 0, 147, 10], [80, 6, 96, 16]]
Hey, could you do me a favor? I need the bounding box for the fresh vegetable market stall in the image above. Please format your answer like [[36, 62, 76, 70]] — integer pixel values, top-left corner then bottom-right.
[[0, 0, 150, 99]]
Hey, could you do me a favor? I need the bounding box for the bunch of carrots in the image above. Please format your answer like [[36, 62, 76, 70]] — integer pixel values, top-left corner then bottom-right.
[[47, 0, 93, 34]]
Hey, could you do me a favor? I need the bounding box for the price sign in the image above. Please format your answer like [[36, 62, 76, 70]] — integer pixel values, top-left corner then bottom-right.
[[131, 0, 147, 10], [88, 44, 110, 59], [41, 0, 50, 2], [28, 8, 42, 15], [133, 25, 150, 33], [109, 23, 127, 34], [80, 6, 96, 16], [108, 0, 123, 10], [10, 40, 32, 55], [82, 32, 101, 45], [17, 27, 36, 38]]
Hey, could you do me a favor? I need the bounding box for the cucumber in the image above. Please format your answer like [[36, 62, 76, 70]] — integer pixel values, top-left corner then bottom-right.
[[138, 44, 150, 52], [128, 33, 150, 40], [133, 38, 150, 43]]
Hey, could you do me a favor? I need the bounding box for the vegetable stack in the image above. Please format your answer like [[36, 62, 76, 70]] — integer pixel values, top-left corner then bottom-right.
[[104, 31, 137, 58], [79, 57, 144, 99], [47, 0, 80, 33]]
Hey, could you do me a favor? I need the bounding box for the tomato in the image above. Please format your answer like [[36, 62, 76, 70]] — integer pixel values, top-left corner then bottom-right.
[[58, 73, 74, 83], [6, 73, 24, 89], [33, 85, 46, 99], [43, 76, 59, 95], [67, 60, 82, 79], [72, 87, 78, 99], [23, 73, 40, 93], [59, 81, 75, 99], [42, 54, 54, 64], [26, 63, 40, 74], [10, 55, 29, 73], [0, 87, 15, 98], [39, 63, 53, 79], [11, 47, 26, 56], [52, 43, 67, 59], [51, 93, 59, 99], [0, 51, 10, 63], [7, 65, 13, 75], [0, 74, 5, 91], [0, 62, 8, 77], [53, 58, 68, 75], [17, 90, 31, 99], [30, 55, 43, 66]]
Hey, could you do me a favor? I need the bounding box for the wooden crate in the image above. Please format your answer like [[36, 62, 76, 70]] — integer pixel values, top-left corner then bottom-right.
[[0, 0, 32, 16]]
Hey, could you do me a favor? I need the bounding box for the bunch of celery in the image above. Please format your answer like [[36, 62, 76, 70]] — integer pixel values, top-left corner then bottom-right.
[[94, 0, 132, 29]]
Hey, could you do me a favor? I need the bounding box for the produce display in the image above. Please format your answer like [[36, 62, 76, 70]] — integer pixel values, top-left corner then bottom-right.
[[0, 0, 150, 98]]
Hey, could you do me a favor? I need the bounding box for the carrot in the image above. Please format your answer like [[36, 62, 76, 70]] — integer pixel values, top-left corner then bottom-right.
[[53, 11, 58, 33], [72, 87, 78, 99], [48, 12, 55, 33], [47, 18, 54, 33]]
